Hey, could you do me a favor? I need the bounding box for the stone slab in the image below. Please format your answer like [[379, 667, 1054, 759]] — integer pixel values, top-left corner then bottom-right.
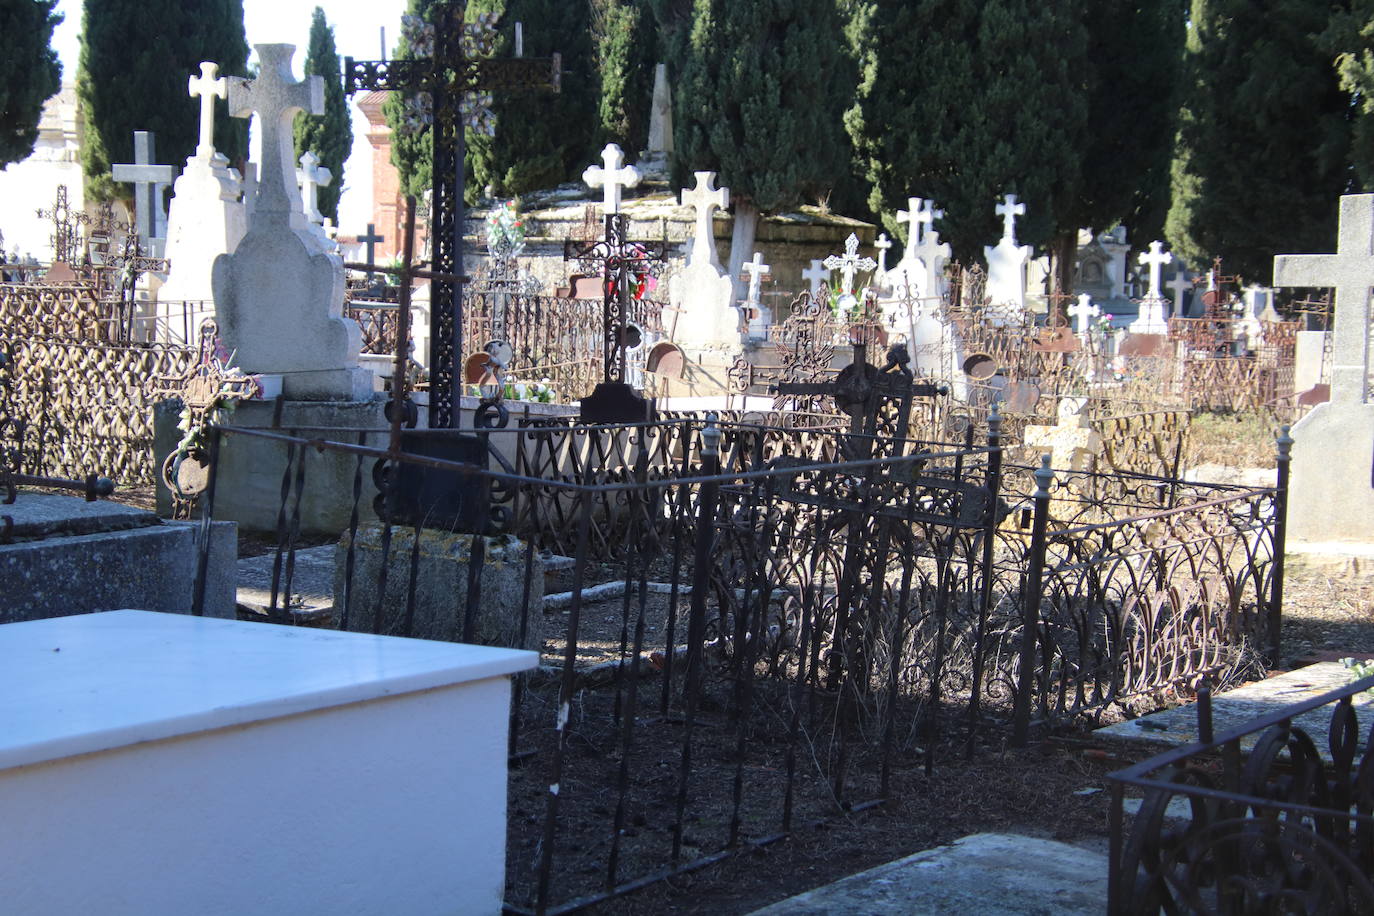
[[0, 519, 237, 621], [236, 544, 336, 623], [2, 493, 157, 540], [1288, 401, 1374, 542], [746, 833, 1107, 915], [1096, 662, 1373, 760]]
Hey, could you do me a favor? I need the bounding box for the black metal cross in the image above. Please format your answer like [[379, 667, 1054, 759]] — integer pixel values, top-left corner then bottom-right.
[[343, 3, 560, 429], [356, 223, 385, 287], [564, 213, 668, 422], [36, 186, 89, 266]]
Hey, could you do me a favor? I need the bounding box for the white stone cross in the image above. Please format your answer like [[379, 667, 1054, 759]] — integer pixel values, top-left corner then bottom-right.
[[1274, 195, 1374, 405], [1024, 396, 1102, 472], [189, 61, 227, 159], [896, 196, 929, 245], [802, 259, 830, 296], [111, 130, 177, 247], [1069, 293, 1100, 337], [226, 44, 324, 225], [995, 193, 1026, 242], [296, 151, 332, 226], [1166, 267, 1190, 316], [582, 142, 640, 215], [680, 171, 728, 269], [874, 233, 893, 275], [741, 251, 770, 307], [1138, 240, 1173, 301], [823, 233, 877, 294]]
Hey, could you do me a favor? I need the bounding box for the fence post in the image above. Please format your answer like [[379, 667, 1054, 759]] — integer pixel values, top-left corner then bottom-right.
[[1012, 454, 1053, 748], [966, 404, 1003, 750], [1268, 425, 1292, 665]]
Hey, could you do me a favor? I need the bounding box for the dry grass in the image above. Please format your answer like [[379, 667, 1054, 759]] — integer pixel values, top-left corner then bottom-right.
[[1185, 410, 1283, 469]]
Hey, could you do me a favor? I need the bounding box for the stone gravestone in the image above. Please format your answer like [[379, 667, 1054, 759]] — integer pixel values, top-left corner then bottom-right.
[[741, 251, 771, 339], [1069, 293, 1099, 342], [112, 131, 178, 258], [211, 44, 370, 401], [984, 194, 1031, 323], [160, 62, 248, 315], [1272, 193, 1374, 541], [296, 151, 336, 251], [670, 171, 738, 349], [1129, 240, 1172, 335], [1024, 396, 1103, 473], [802, 259, 830, 296]]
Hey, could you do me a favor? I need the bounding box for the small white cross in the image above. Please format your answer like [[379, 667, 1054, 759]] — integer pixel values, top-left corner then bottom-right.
[[296, 151, 332, 226], [740, 251, 771, 308], [802, 259, 830, 296], [1138, 240, 1173, 301], [1069, 293, 1100, 337], [874, 233, 893, 275], [823, 233, 877, 294], [995, 193, 1026, 242], [583, 142, 641, 215], [189, 61, 227, 159], [896, 196, 928, 244], [680, 171, 728, 268], [1165, 268, 1189, 316]]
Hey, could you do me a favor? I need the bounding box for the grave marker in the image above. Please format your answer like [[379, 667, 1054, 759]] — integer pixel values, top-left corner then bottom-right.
[[824, 233, 877, 295], [582, 142, 640, 216], [1069, 293, 1099, 339], [802, 259, 830, 296], [112, 131, 177, 255], [741, 251, 771, 338], [188, 62, 227, 160]]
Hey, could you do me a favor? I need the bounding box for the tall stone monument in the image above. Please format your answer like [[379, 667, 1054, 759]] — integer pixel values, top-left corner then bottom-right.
[[984, 194, 1031, 322], [211, 45, 369, 401], [637, 63, 674, 181], [671, 171, 739, 349], [160, 62, 248, 310], [1272, 193, 1374, 541]]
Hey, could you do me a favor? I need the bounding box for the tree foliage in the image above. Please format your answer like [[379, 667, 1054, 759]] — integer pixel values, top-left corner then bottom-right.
[[293, 7, 352, 223], [591, 0, 655, 152], [1166, 0, 1351, 281], [0, 0, 62, 169], [386, 0, 598, 205], [78, 0, 249, 201], [847, 0, 1092, 262], [1324, 0, 1374, 190]]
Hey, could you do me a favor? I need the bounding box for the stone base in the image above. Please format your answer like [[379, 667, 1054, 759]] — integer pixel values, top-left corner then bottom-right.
[[335, 524, 544, 650], [155, 396, 387, 535], [279, 366, 375, 401], [1289, 400, 1374, 542], [0, 495, 236, 620]]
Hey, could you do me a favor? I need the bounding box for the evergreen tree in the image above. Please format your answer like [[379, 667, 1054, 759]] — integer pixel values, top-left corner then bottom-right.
[[0, 0, 62, 169], [592, 0, 655, 153], [386, 0, 598, 205], [78, 0, 249, 201], [293, 7, 352, 223], [1166, 0, 1351, 282], [847, 0, 1092, 264], [1324, 0, 1374, 189]]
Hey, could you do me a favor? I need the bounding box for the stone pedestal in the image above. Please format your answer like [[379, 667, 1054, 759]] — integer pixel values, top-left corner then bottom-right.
[[159, 153, 246, 310], [336, 525, 545, 650], [984, 237, 1030, 321], [1289, 402, 1374, 541], [0, 610, 535, 915]]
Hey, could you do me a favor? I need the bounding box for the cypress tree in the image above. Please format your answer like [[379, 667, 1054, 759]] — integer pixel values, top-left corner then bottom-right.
[[78, 0, 249, 201], [1166, 0, 1351, 282], [0, 0, 62, 169], [293, 7, 352, 224], [1324, 1, 1374, 190], [386, 0, 598, 205], [848, 0, 1091, 263], [591, 0, 656, 153]]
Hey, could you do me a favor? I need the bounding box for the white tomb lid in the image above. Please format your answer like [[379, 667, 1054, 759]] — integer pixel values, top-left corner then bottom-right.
[[0, 610, 537, 771]]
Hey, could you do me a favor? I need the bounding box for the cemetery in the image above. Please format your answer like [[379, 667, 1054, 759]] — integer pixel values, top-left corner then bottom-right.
[[0, 2, 1372, 914]]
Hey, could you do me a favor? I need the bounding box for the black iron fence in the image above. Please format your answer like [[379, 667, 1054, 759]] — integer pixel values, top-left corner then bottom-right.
[[1108, 672, 1374, 914], [186, 413, 1287, 914]]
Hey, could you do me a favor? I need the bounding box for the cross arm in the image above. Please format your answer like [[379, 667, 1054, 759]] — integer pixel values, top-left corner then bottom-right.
[[1272, 254, 1349, 289]]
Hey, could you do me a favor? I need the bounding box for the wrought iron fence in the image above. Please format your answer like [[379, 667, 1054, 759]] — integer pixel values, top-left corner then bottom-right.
[[1108, 672, 1374, 914], [184, 411, 1287, 914]]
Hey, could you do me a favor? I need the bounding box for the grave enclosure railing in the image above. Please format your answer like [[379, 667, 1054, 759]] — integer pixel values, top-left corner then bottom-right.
[[187, 414, 1287, 914], [1108, 672, 1374, 914]]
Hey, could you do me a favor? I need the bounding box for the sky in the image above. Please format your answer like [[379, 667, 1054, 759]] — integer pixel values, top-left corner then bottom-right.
[[50, 0, 411, 233]]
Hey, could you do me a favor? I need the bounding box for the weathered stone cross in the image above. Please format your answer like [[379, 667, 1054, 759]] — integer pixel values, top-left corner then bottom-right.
[[824, 233, 877, 294], [582, 142, 640, 216], [226, 44, 324, 226], [874, 233, 892, 275], [741, 251, 770, 309], [995, 193, 1025, 242], [112, 131, 177, 248], [802, 259, 830, 296], [296, 151, 332, 226], [188, 61, 227, 159], [1165, 267, 1190, 316], [1274, 194, 1374, 405], [1138, 240, 1173, 301], [1069, 293, 1100, 337], [680, 171, 728, 269]]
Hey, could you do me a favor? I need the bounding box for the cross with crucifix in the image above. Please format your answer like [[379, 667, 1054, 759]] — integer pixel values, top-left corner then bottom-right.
[[583, 142, 640, 216], [189, 61, 227, 160], [344, 1, 561, 429], [112, 131, 177, 253], [824, 233, 878, 296], [36, 186, 89, 265]]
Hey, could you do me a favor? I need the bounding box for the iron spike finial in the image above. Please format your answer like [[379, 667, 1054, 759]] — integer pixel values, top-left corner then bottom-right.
[[1276, 425, 1294, 459], [701, 412, 721, 459], [1033, 453, 1054, 498]]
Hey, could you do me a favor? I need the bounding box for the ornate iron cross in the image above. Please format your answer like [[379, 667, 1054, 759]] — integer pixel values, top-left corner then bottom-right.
[[36, 186, 89, 266], [343, 3, 560, 429]]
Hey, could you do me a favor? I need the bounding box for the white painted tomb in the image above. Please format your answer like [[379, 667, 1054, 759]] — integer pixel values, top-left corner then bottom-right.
[[1273, 193, 1374, 541], [211, 44, 369, 401], [0, 610, 535, 915], [160, 62, 248, 323], [1129, 240, 1172, 335], [671, 171, 739, 348]]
